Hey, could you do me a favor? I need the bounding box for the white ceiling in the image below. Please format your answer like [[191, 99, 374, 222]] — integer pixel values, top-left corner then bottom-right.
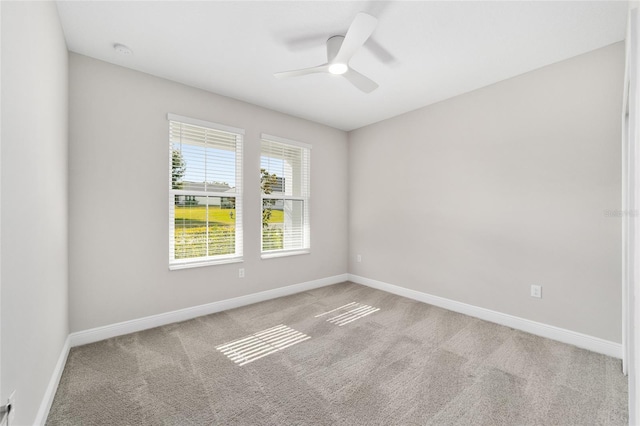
[[56, 1, 628, 131]]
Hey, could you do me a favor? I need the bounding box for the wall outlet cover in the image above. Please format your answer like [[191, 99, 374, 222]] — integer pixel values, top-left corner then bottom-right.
[[531, 285, 542, 298]]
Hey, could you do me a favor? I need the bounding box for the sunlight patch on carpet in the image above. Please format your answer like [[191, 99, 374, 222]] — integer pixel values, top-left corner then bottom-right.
[[216, 324, 310, 366], [315, 302, 380, 326]]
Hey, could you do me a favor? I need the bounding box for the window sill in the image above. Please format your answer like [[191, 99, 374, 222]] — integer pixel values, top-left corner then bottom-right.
[[261, 249, 310, 260], [169, 257, 243, 270]]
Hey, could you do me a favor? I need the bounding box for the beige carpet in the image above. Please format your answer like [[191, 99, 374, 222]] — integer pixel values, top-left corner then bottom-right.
[[47, 282, 628, 425]]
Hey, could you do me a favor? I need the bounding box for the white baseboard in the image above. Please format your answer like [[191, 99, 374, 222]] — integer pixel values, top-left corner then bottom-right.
[[69, 274, 348, 347], [39, 272, 621, 424], [34, 335, 70, 425], [348, 274, 622, 359]]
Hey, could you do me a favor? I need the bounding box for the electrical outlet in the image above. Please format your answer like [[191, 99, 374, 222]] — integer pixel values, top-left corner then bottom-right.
[[357, 254, 362, 263], [531, 285, 542, 298], [239, 268, 245, 278], [8, 390, 15, 423]]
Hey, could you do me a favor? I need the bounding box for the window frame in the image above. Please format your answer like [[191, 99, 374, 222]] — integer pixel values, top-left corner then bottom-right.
[[260, 133, 311, 259], [168, 113, 244, 270]]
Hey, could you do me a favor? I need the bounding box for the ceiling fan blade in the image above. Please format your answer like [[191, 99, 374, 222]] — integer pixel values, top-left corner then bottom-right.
[[274, 64, 329, 79], [333, 12, 378, 65], [342, 68, 378, 93]]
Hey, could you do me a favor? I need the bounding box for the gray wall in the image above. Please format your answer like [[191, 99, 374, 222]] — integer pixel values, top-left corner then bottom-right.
[[349, 42, 624, 343], [1, 2, 69, 424], [68, 54, 348, 332]]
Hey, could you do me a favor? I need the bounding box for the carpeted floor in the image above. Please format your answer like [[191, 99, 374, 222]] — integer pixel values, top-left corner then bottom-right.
[[47, 282, 628, 425]]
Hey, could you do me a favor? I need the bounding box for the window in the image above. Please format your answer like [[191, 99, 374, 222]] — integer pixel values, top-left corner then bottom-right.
[[261, 134, 311, 257], [168, 114, 243, 269]]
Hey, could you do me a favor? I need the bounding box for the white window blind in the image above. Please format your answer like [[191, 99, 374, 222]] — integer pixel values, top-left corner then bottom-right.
[[260, 135, 310, 256], [169, 115, 243, 268]]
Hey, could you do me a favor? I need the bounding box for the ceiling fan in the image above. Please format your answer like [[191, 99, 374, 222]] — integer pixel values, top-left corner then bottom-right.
[[274, 12, 379, 93]]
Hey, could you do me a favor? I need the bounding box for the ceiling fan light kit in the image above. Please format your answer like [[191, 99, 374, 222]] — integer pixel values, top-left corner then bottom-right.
[[328, 63, 348, 75], [275, 12, 380, 93]]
